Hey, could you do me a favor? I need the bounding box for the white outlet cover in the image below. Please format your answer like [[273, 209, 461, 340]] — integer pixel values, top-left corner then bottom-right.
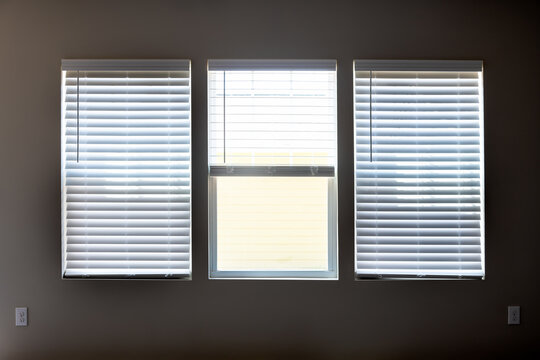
[[15, 307, 27, 327], [508, 305, 520, 325]]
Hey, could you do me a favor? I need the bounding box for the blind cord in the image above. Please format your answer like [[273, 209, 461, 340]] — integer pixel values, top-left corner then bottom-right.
[[369, 70, 373, 162], [223, 71, 226, 164], [77, 70, 80, 163]]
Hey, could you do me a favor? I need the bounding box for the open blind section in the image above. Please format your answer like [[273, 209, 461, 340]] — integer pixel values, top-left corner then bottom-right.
[[208, 60, 337, 166], [354, 61, 484, 279], [61, 60, 191, 278]]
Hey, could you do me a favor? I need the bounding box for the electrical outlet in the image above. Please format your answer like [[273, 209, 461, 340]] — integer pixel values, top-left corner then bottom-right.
[[15, 307, 27, 326], [508, 305, 520, 325]]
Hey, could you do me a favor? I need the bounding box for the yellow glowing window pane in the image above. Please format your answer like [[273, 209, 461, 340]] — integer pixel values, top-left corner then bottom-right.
[[216, 177, 328, 271]]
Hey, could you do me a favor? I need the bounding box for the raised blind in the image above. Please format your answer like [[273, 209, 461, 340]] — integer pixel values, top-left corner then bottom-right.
[[61, 60, 191, 278], [354, 60, 485, 279], [208, 59, 337, 167]]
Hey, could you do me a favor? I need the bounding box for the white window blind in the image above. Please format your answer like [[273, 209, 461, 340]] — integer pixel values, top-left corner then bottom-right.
[[208, 60, 336, 166], [208, 59, 337, 279], [354, 60, 485, 279], [61, 60, 191, 279]]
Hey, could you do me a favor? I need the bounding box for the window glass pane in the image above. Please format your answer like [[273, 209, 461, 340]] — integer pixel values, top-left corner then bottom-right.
[[216, 177, 328, 271]]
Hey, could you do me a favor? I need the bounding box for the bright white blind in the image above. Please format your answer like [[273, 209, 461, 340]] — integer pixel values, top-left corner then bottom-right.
[[208, 60, 337, 166], [61, 60, 191, 278], [354, 60, 485, 279]]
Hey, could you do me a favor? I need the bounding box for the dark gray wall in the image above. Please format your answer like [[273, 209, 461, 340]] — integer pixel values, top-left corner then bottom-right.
[[0, 0, 538, 359]]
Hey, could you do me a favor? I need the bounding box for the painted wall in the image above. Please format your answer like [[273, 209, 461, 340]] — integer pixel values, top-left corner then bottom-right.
[[0, 0, 538, 358]]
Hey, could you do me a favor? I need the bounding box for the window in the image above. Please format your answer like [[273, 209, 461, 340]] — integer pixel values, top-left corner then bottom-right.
[[208, 60, 337, 279], [354, 60, 485, 279], [61, 60, 191, 279]]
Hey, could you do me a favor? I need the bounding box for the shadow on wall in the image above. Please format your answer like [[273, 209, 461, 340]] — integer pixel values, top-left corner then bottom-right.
[[5, 348, 540, 360]]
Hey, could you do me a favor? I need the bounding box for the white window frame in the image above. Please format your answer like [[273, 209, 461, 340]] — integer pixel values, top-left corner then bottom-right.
[[207, 60, 338, 280]]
